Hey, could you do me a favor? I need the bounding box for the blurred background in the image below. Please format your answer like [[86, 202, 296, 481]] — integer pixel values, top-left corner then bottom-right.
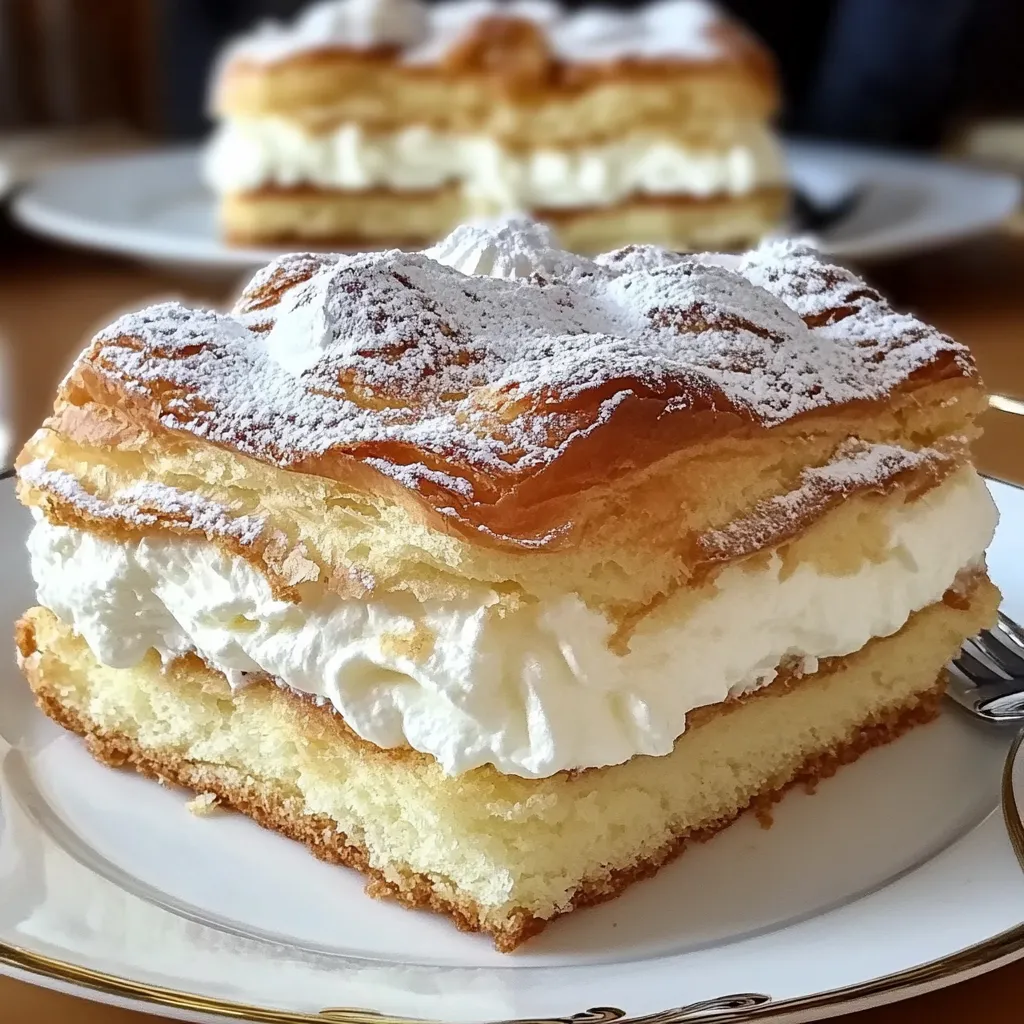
[[3, 0, 1024, 145], [1, 0, 1023, 478]]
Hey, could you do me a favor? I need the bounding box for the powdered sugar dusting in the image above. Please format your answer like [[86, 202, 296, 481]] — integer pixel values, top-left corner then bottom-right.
[[408, 0, 726, 64], [423, 214, 594, 280], [365, 457, 476, 498], [700, 441, 949, 560], [227, 0, 429, 63], [227, 0, 728, 66], [739, 239, 883, 325], [65, 225, 972, 542], [594, 244, 690, 275], [20, 460, 267, 547]]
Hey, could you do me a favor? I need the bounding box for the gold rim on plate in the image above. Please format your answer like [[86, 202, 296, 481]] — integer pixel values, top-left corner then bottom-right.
[[2, 729, 1023, 1024]]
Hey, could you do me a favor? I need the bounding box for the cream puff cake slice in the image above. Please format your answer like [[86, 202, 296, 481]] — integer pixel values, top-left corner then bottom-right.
[[15, 219, 998, 950], [205, 0, 786, 251]]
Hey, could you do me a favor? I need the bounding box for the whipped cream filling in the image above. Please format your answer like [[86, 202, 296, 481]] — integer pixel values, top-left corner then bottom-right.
[[27, 467, 996, 778], [202, 118, 785, 208]]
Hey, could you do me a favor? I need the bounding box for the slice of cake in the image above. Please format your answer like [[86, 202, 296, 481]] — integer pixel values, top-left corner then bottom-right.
[[14, 219, 998, 951], [204, 0, 787, 252]]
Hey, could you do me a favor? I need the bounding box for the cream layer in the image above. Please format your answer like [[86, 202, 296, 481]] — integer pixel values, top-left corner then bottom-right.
[[203, 118, 785, 209], [26, 466, 995, 778]]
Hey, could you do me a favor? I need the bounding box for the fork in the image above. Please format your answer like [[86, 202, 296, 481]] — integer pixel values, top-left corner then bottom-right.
[[947, 611, 1024, 723]]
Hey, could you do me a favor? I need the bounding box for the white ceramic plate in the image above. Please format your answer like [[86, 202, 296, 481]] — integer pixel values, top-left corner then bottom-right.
[[9, 142, 1021, 271], [2, 473, 1024, 1024]]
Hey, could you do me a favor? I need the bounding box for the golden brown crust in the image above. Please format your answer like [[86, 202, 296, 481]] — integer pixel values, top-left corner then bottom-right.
[[15, 235, 983, 558], [217, 64, 773, 148], [15, 431, 965, 611], [220, 183, 466, 249], [538, 187, 784, 256], [529, 183, 786, 218], [25, 653, 944, 951], [214, 11, 778, 139], [233, 182, 784, 206], [434, 13, 775, 99]]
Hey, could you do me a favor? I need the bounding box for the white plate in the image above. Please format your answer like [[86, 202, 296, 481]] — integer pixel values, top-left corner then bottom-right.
[[9, 142, 1021, 271], [2, 472, 1024, 1024]]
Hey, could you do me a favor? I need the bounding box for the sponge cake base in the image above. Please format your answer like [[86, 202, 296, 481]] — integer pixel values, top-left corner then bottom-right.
[[221, 186, 786, 253]]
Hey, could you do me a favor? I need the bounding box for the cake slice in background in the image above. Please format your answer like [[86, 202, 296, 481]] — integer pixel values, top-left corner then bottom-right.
[[204, 0, 787, 252]]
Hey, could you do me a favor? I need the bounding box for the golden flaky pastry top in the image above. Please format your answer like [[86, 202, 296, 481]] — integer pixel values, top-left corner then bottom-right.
[[223, 0, 761, 68], [211, 1, 777, 141], [49, 226, 975, 549]]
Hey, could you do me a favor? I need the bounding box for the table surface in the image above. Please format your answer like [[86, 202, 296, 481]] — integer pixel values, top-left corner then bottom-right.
[[1, 229, 1023, 1023]]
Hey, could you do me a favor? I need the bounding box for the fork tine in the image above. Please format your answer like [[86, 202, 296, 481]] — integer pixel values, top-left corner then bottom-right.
[[975, 690, 1024, 721], [945, 661, 1024, 722], [947, 612, 1024, 724], [955, 640, 1015, 682], [946, 662, 983, 712], [997, 611, 1024, 649], [978, 626, 1024, 677]]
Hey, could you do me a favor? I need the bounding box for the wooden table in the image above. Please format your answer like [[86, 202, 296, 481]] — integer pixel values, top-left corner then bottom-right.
[[1, 229, 1023, 1023]]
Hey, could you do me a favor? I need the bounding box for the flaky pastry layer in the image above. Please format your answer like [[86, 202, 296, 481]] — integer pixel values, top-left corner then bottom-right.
[[17, 423, 972, 616], [221, 184, 466, 247], [15, 237, 983, 561], [214, 10, 776, 148], [539, 186, 788, 253], [217, 60, 774, 147]]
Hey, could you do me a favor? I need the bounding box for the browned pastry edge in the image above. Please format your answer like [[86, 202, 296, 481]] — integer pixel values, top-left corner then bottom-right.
[[22, 648, 945, 952], [224, 238, 428, 254], [217, 13, 776, 107], [235, 184, 454, 200], [227, 182, 786, 206], [14, 439, 963, 610], [536, 184, 788, 219], [217, 185, 788, 251], [225, 232, 433, 251], [231, 184, 787, 203], [24, 375, 983, 562], [19, 202, 983, 556]]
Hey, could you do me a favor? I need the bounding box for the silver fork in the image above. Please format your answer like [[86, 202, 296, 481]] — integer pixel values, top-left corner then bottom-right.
[[947, 611, 1024, 723]]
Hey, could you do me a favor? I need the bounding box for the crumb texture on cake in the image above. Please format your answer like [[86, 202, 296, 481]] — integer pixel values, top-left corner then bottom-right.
[[10, 185, 1000, 947], [17, 572, 999, 950]]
